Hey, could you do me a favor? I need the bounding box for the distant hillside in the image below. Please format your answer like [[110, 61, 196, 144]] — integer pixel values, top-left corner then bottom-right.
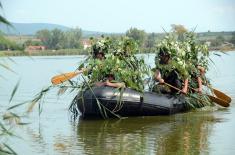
[[0, 22, 107, 37], [0, 23, 70, 35]]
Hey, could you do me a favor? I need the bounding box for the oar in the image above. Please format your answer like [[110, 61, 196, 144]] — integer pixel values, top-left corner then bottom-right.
[[203, 82, 232, 104], [207, 95, 229, 107], [190, 86, 230, 107], [212, 88, 231, 103], [163, 82, 230, 107], [163, 82, 182, 93], [51, 71, 82, 85]]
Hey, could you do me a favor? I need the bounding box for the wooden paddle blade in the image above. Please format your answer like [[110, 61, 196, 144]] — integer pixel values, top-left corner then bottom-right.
[[51, 72, 79, 85], [213, 88, 232, 103], [208, 95, 230, 107]]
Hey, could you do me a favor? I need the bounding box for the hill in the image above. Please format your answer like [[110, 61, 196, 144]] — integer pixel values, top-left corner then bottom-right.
[[0, 22, 107, 37], [0, 23, 70, 35]]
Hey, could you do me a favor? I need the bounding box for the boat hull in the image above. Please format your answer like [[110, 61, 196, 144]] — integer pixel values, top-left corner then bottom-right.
[[75, 86, 187, 118]]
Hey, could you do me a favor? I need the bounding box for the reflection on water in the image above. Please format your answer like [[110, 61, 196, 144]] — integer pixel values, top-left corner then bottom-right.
[[1, 52, 235, 154], [75, 112, 220, 155]]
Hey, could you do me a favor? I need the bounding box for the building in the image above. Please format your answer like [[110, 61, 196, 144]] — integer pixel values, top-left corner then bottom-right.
[[81, 39, 91, 49], [26, 45, 46, 52]]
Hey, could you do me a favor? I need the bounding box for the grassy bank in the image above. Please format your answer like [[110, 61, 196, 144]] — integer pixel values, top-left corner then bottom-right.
[[0, 48, 88, 57]]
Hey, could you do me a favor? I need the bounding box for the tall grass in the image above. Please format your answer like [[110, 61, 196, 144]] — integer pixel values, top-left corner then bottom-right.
[[1, 49, 88, 57]]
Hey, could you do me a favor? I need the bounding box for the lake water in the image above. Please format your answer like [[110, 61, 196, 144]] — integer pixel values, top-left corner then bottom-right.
[[0, 52, 235, 155]]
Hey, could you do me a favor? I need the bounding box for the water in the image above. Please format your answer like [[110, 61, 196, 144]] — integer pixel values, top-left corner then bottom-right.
[[0, 52, 235, 155]]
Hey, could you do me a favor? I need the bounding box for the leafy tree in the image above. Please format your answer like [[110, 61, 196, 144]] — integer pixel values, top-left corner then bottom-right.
[[0, 35, 22, 50], [50, 29, 65, 49], [64, 28, 82, 49], [230, 33, 235, 45], [171, 24, 188, 34], [145, 33, 156, 48], [171, 24, 188, 41], [36, 29, 52, 48], [24, 39, 42, 47], [216, 35, 225, 44], [126, 27, 146, 47], [211, 35, 225, 47], [36, 28, 82, 49]]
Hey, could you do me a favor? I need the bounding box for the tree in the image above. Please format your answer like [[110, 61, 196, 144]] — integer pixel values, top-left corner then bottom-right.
[[171, 24, 188, 41], [64, 28, 82, 49], [216, 35, 225, 43], [145, 33, 156, 48], [24, 39, 42, 47], [0, 35, 21, 50], [211, 35, 225, 47], [171, 24, 188, 34], [36, 29, 52, 48], [36, 29, 64, 49], [50, 29, 65, 49], [126, 27, 146, 47], [36, 28, 82, 49], [230, 33, 235, 45]]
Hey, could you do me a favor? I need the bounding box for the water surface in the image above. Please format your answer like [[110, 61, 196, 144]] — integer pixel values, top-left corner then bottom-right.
[[1, 52, 235, 155]]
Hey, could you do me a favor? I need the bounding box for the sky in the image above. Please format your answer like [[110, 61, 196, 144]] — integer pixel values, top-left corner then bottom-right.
[[1, 0, 235, 33]]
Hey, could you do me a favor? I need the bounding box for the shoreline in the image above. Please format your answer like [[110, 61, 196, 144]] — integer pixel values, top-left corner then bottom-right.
[[1, 48, 235, 57], [0, 49, 88, 57]]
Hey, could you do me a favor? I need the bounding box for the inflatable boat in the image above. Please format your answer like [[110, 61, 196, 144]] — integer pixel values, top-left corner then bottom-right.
[[75, 86, 187, 118]]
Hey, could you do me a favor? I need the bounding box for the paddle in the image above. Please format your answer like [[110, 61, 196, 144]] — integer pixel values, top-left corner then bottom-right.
[[195, 85, 230, 107], [51, 70, 82, 85], [197, 66, 232, 105], [202, 80, 231, 104], [163, 82, 230, 107], [207, 95, 229, 107], [211, 88, 231, 104]]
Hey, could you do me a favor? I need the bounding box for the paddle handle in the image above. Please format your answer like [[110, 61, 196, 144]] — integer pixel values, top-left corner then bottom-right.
[[163, 82, 181, 92], [165, 82, 230, 107]]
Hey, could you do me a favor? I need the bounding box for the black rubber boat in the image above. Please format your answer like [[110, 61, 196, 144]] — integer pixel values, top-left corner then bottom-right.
[[75, 86, 187, 118]]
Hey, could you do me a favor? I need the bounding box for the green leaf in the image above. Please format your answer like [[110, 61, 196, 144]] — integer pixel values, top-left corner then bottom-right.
[[0, 63, 16, 74], [3, 143, 17, 155], [9, 79, 20, 103], [2, 112, 20, 120], [57, 86, 68, 95], [0, 148, 13, 155], [26, 100, 38, 113], [0, 15, 12, 26], [7, 101, 28, 110], [7, 57, 17, 64], [17, 122, 31, 126]]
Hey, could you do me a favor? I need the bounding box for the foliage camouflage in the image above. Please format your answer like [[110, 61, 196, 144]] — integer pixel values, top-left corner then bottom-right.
[[82, 37, 150, 92], [58, 37, 149, 118], [154, 30, 213, 109]]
